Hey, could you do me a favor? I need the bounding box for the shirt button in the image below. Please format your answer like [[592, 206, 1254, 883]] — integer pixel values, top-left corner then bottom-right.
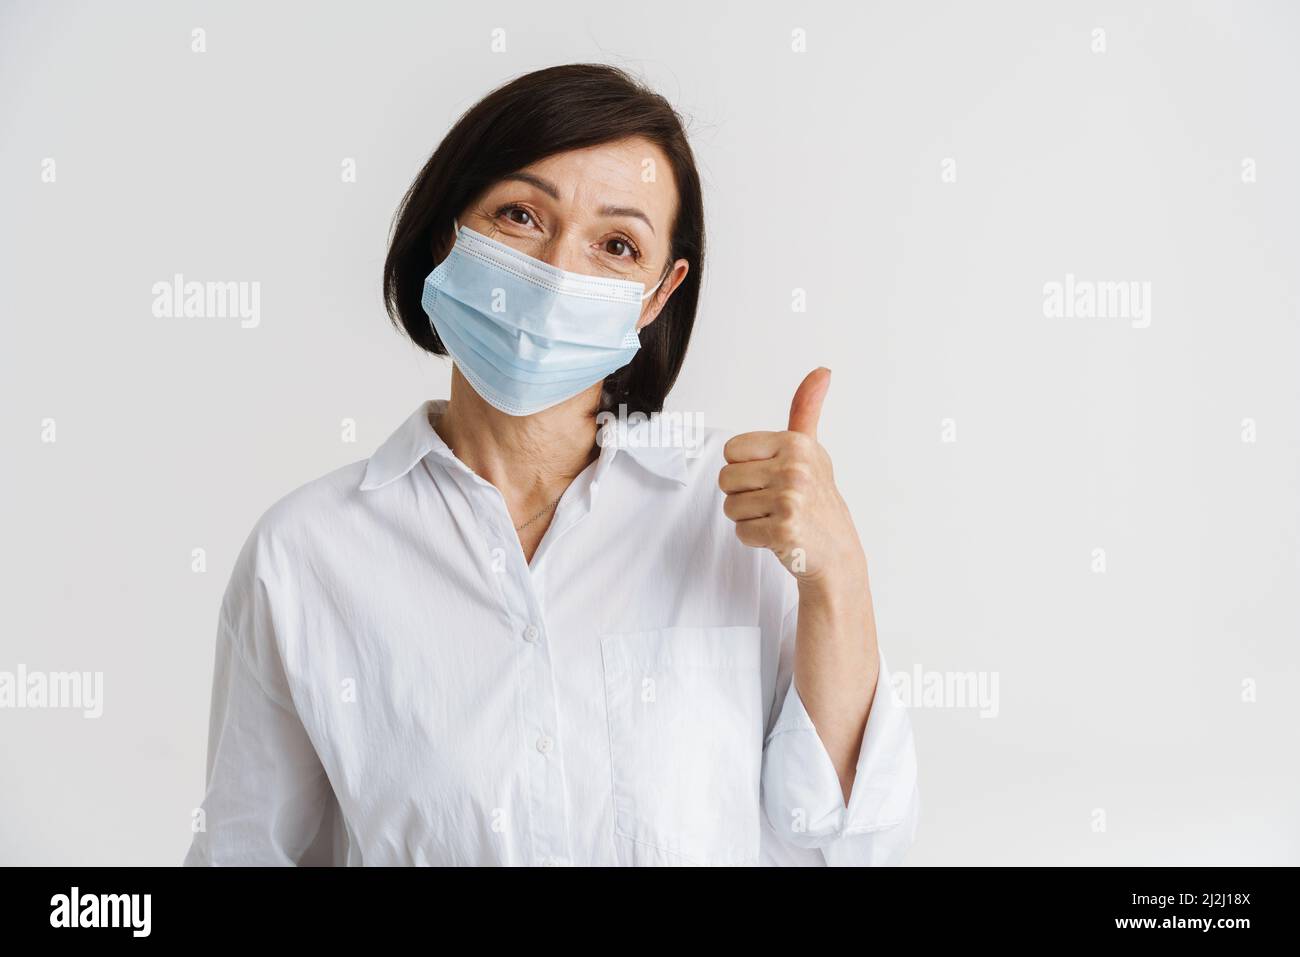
[[523, 624, 539, 643], [535, 735, 553, 754]]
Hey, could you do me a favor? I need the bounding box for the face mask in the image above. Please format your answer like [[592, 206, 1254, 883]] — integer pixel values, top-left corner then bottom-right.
[[421, 222, 667, 417]]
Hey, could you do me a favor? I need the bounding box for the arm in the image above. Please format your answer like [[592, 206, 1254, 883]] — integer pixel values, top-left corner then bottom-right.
[[722, 367, 919, 864], [761, 594, 919, 865], [792, 564, 879, 804], [184, 544, 341, 865]]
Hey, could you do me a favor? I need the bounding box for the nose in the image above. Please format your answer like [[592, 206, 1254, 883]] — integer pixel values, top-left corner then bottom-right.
[[540, 230, 589, 275]]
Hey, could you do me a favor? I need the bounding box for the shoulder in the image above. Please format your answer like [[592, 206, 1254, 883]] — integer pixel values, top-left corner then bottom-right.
[[670, 421, 794, 598], [678, 422, 750, 487], [682, 424, 727, 471], [221, 459, 369, 619], [254, 459, 369, 542]]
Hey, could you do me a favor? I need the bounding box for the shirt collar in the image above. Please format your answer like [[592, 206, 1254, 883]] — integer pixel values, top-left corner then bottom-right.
[[359, 400, 689, 492]]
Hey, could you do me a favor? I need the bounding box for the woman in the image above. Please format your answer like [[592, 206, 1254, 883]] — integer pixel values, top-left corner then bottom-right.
[[184, 64, 918, 866]]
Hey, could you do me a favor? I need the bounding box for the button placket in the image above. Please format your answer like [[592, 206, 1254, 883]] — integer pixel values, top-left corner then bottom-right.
[[517, 588, 567, 865], [501, 525, 570, 865], [465, 474, 581, 866]]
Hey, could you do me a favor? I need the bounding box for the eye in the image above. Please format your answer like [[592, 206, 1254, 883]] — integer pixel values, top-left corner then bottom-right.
[[602, 236, 640, 259], [496, 204, 537, 228]]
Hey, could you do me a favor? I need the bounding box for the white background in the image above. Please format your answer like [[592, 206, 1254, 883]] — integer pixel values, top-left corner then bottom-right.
[[1, 0, 1296, 865]]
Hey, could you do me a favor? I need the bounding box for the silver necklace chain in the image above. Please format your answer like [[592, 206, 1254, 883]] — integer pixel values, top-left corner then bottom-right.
[[463, 458, 564, 532], [455, 439, 585, 533], [514, 495, 562, 532]]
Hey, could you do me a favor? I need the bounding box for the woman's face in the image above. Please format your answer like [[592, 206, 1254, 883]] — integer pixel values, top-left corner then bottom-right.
[[459, 136, 690, 331]]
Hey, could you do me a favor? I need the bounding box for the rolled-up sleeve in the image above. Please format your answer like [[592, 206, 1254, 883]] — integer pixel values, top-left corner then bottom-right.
[[183, 528, 342, 866], [760, 605, 919, 866]]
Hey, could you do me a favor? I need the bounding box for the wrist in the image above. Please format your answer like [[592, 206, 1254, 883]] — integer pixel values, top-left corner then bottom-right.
[[797, 548, 869, 599], [797, 566, 871, 620]]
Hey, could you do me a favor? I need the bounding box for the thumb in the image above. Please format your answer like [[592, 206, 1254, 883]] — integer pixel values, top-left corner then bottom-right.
[[787, 367, 831, 437]]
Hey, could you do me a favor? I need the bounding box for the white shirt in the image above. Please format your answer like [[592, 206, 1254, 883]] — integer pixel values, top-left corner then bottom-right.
[[184, 400, 919, 866]]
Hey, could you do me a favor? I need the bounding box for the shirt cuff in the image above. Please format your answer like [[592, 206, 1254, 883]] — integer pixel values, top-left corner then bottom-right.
[[760, 649, 919, 855]]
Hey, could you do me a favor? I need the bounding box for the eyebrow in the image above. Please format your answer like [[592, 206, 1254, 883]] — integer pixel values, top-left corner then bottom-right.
[[599, 204, 655, 235], [500, 171, 656, 235], [501, 171, 560, 199]]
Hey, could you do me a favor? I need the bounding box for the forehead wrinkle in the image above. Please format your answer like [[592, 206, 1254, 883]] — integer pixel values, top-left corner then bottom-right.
[[522, 142, 674, 239]]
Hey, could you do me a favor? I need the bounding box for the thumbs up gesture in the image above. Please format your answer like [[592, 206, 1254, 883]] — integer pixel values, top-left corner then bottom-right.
[[719, 368, 868, 586]]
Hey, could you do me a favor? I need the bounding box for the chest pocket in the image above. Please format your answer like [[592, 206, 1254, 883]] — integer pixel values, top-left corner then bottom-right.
[[600, 625, 764, 866]]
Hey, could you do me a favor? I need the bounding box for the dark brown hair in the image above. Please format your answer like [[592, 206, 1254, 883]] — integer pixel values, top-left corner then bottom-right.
[[383, 63, 705, 417]]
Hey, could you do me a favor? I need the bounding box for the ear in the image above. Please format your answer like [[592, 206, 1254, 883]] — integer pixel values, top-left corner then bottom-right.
[[636, 259, 690, 332]]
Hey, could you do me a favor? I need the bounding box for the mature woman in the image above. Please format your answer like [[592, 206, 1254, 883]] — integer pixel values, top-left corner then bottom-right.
[[184, 64, 918, 867]]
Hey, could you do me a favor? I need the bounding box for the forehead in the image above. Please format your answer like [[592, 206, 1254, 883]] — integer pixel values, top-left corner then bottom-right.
[[515, 137, 678, 218]]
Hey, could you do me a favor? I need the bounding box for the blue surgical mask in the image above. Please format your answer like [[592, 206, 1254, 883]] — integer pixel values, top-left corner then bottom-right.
[[421, 222, 666, 417]]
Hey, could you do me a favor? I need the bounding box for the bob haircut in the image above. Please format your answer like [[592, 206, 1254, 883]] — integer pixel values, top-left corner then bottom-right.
[[383, 63, 705, 418]]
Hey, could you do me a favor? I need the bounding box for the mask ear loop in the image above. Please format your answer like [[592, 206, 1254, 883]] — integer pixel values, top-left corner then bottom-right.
[[440, 217, 463, 262], [640, 262, 672, 302]]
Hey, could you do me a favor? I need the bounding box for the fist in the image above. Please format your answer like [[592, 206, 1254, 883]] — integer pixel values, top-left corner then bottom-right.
[[719, 368, 865, 583]]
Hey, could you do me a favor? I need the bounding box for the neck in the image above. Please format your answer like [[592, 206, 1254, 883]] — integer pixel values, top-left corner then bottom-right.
[[433, 368, 601, 499]]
